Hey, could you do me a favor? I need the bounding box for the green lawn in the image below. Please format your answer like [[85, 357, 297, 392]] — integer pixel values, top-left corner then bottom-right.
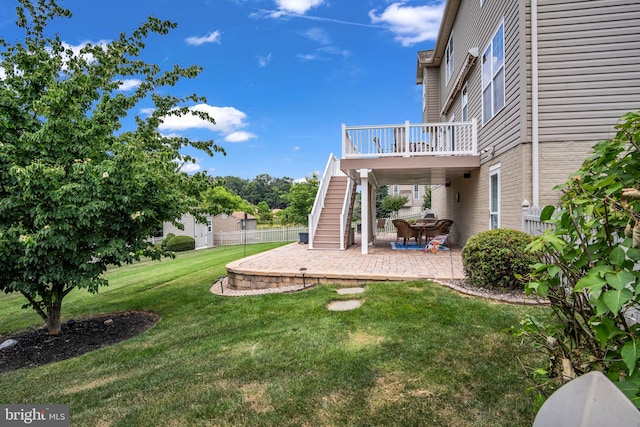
[[0, 243, 547, 426]]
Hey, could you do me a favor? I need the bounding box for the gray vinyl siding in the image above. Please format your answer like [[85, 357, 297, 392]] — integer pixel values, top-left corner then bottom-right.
[[424, 67, 441, 123], [438, 0, 523, 155], [536, 0, 640, 142], [163, 214, 197, 237]]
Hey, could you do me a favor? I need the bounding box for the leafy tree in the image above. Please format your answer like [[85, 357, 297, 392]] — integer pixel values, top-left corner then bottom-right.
[[256, 201, 273, 222], [201, 185, 253, 216], [422, 185, 432, 210], [381, 195, 409, 217], [283, 175, 319, 225], [376, 185, 392, 218], [219, 175, 248, 199], [516, 111, 640, 409], [0, 0, 223, 335]]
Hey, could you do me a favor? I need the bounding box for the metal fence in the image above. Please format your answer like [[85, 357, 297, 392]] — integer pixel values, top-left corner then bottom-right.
[[213, 227, 308, 246]]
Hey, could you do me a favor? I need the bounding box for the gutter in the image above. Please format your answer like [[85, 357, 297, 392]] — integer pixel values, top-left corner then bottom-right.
[[531, 0, 539, 206]]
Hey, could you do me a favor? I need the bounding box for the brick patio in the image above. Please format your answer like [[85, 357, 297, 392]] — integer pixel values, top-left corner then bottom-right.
[[226, 232, 465, 290]]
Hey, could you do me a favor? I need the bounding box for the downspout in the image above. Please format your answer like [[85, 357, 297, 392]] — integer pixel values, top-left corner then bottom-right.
[[531, 0, 540, 207]]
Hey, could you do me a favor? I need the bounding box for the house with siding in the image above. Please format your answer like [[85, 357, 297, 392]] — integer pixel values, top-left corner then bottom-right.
[[212, 212, 257, 233], [308, 0, 640, 254], [163, 214, 213, 249], [390, 184, 427, 217]]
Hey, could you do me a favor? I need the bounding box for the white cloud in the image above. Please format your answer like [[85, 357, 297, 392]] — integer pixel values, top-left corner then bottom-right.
[[225, 131, 257, 143], [180, 162, 202, 173], [272, 0, 324, 17], [293, 146, 300, 151], [302, 27, 330, 45], [158, 104, 255, 142], [258, 52, 272, 67], [117, 79, 141, 91], [298, 27, 350, 61], [0, 66, 5, 80], [297, 53, 320, 61], [369, 1, 445, 47], [185, 31, 221, 46], [61, 40, 110, 63]]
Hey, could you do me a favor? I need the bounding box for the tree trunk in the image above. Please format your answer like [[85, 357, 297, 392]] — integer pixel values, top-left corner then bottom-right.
[[46, 300, 62, 336]]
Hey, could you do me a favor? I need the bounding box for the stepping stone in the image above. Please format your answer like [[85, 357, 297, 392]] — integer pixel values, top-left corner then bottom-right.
[[337, 287, 365, 295], [328, 300, 361, 311]]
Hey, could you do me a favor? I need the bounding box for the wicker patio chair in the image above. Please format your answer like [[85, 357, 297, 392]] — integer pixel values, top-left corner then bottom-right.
[[422, 219, 454, 245], [392, 219, 420, 246]]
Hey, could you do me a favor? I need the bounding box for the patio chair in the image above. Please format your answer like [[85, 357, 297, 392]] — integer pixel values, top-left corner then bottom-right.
[[376, 218, 387, 234], [422, 219, 454, 246], [392, 219, 420, 246]]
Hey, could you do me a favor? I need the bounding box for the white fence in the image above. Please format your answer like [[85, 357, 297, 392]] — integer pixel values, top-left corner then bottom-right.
[[522, 206, 554, 236], [213, 227, 308, 246], [368, 212, 425, 234]]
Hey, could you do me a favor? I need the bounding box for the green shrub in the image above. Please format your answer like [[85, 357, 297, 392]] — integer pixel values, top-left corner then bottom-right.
[[161, 233, 175, 249], [166, 235, 195, 252], [462, 229, 535, 290]]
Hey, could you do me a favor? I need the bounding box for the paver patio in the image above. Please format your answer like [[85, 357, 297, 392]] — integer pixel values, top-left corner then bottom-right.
[[225, 232, 465, 289]]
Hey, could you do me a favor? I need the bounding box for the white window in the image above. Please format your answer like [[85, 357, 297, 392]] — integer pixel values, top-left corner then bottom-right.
[[461, 83, 468, 121], [445, 32, 454, 85], [482, 21, 505, 125], [413, 185, 420, 200], [393, 185, 399, 196], [489, 164, 501, 229], [207, 219, 212, 233]]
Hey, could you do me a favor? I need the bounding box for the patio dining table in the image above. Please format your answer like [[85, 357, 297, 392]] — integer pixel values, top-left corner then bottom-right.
[[410, 222, 438, 247]]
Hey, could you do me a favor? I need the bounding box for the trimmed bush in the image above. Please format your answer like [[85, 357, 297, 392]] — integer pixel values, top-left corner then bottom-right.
[[165, 235, 195, 252], [462, 229, 536, 290], [161, 233, 175, 249]]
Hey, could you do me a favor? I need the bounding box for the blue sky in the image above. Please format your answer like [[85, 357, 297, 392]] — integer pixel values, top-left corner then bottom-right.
[[0, 0, 444, 180]]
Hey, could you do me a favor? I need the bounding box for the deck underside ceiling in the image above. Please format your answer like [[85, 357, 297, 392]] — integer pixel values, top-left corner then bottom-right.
[[340, 155, 480, 186]]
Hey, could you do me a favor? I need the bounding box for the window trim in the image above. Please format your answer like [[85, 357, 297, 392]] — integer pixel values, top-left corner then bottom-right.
[[445, 31, 454, 85], [489, 164, 501, 229], [481, 20, 505, 126]]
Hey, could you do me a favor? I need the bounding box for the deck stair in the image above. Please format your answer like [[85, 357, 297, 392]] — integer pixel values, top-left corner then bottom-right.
[[313, 176, 349, 249]]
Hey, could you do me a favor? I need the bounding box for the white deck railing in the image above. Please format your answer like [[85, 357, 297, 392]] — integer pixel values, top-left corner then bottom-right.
[[342, 119, 477, 158]]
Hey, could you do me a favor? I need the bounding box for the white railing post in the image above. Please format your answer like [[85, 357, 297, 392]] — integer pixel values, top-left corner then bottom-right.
[[342, 123, 348, 157], [404, 120, 410, 156], [471, 118, 478, 154]]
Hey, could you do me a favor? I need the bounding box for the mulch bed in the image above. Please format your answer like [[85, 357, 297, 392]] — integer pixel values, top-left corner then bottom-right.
[[0, 311, 160, 374]]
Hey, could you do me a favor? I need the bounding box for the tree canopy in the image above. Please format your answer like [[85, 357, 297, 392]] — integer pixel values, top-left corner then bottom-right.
[[282, 175, 319, 226], [0, 0, 222, 334]]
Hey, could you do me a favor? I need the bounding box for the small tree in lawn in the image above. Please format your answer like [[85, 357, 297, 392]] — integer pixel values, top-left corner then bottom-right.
[[381, 195, 409, 217], [0, 0, 223, 335], [256, 201, 273, 223]]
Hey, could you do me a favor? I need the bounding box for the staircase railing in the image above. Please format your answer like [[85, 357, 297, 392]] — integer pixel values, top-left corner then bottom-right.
[[308, 153, 342, 249]]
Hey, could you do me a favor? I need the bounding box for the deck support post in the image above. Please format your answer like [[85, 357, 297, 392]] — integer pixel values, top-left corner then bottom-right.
[[360, 169, 370, 255]]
